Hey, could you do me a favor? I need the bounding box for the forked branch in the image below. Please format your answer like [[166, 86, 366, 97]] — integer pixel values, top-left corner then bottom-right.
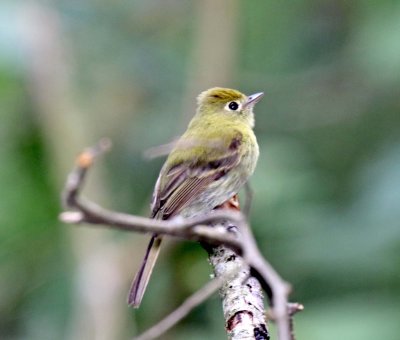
[[60, 139, 302, 340]]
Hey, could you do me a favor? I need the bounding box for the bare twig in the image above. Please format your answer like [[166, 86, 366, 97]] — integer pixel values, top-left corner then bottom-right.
[[287, 303, 304, 340], [142, 138, 179, 160], [60, 140, 302, 340], [142, 137, 230, 160], [133, 277, 224, 340]]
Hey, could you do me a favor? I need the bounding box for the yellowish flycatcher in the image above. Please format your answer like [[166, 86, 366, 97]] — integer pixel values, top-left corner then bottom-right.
[[129, 87, 263, 307]]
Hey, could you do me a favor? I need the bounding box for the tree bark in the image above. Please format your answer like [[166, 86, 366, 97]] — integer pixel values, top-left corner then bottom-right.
[[207, 221, 269, 340]]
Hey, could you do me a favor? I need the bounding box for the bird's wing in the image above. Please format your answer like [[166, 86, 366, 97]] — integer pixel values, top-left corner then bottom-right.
[[151, 135, 242, 219]]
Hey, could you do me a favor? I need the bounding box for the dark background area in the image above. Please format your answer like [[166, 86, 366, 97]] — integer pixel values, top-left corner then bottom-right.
[[1, 1, 399, 339]]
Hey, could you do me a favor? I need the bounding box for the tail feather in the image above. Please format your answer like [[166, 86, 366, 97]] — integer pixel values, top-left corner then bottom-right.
[[128, 235, 162, 308]]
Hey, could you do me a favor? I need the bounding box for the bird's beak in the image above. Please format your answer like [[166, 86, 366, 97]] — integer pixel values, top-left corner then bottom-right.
[[244, 92, 264, 108]]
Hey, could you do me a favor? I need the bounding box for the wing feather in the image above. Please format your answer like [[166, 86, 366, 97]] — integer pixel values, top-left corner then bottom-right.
[[152, 134, 243, 219]]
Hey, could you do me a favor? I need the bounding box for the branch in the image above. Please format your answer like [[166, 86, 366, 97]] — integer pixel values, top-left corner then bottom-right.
[[133, 277, 224, 340], [60, 140, 301, 340], [208, 242, 269, 339]]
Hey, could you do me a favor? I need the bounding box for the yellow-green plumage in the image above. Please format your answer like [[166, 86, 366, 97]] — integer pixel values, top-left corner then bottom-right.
[[128, 87, 263, 307]]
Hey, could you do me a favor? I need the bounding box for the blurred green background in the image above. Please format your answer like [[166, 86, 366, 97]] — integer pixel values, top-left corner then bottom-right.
[[1, 1, 399, 339]]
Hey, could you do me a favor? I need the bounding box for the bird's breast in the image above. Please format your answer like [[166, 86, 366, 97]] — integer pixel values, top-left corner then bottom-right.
[[178, 129, 259, 218]]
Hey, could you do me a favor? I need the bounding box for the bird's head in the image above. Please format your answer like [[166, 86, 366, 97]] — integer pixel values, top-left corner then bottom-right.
[[196, 87, 264, 128]]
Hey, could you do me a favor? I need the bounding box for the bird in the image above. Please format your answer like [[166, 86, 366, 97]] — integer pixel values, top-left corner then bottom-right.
[[128, 87, 263, 308]]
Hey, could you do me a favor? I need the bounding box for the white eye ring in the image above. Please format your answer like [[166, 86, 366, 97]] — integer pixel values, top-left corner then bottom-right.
[[225, 101, 241, 111]]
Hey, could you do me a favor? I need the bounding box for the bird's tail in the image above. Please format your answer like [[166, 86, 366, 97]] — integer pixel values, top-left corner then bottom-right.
[[128, 235, 162, 308]]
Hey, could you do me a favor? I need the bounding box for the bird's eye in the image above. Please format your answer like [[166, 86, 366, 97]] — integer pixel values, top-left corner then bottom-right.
[[228, 101, 239, 111]]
